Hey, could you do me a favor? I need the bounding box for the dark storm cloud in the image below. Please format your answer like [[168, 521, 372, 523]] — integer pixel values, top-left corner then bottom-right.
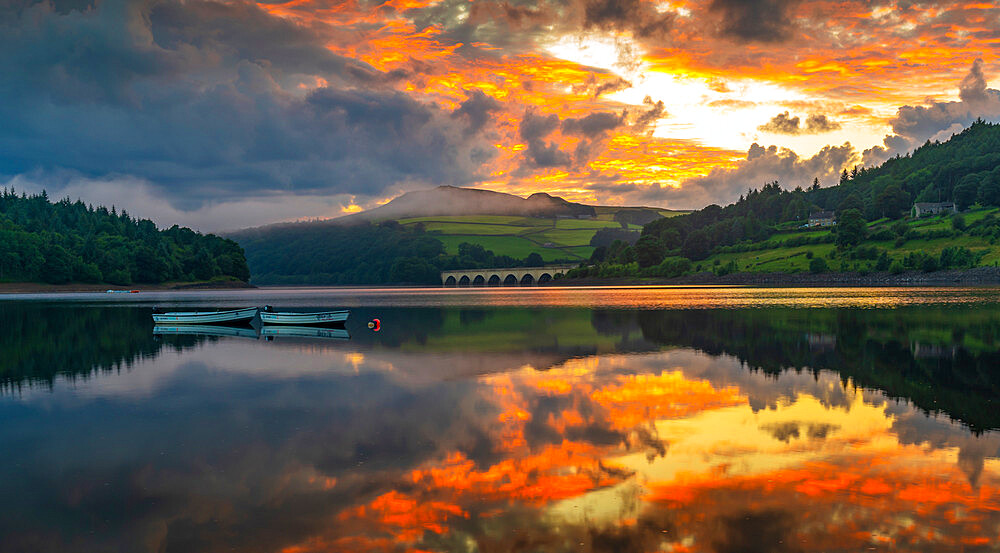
[[0, 0, 490, 210], [561, 110, 626, 163], [582, 0, 675, 39], [518, 109, 624, 169], [863, 58, 1000, 165], [708, 0, 799, 43], [561, 111, 625, 137], [519, 111, 562, 141], [518, 110, 571, 167], [404, 0, 676, 55], [526, 139, 574, 168], [452, 89, 503, 134], [759, 111, 842, 134]]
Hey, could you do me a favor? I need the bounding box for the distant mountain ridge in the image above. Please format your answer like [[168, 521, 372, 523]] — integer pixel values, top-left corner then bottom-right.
[[337, 186, 597, 222]]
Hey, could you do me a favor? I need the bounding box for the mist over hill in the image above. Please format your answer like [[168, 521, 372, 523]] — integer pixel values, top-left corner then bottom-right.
[[337, 186, 597, 222]]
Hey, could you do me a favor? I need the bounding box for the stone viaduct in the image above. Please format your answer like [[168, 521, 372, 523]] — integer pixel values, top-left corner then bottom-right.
[[441, 264, 577, 286]]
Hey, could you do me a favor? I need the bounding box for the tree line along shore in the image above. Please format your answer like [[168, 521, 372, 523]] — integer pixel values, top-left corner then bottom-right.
[[0, 189, 250, 287]]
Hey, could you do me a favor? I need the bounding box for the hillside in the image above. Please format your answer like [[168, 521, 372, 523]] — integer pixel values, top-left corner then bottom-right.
[[395, 215, 643, 262], [0, 189, 250, 286], [230, 187, 684, 284], [337, 186, 598, 221], [567, 120, 1000, 282]]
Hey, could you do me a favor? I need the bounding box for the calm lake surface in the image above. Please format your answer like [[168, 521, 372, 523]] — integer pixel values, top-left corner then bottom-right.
[[1, 286, 999, 552]]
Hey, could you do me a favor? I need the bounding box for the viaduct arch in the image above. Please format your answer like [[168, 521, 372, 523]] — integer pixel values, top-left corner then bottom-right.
[[441, 264, 577, 287]]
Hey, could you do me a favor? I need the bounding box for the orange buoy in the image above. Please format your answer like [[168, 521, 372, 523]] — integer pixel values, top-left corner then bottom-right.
[[368, 318, 381, 331]]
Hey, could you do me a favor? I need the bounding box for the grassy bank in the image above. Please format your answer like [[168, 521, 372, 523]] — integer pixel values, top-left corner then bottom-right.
[[396, 215, 647, 261], [698, 207, 1000, 274], [565, 207, 1000, 283]]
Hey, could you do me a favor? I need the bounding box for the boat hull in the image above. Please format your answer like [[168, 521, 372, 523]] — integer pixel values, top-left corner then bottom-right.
[[261, 326, 350, 340], [152, 307, 259, 325], [153, 325, 260, 339], [259, 310, 349, 326]]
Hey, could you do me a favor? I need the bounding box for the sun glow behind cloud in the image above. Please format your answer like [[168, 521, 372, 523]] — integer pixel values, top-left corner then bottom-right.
[[270, 0, 1000, 209], [4, 0, 1000, 227]]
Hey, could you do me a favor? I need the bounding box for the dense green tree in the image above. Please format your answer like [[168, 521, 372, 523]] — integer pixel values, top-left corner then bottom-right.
[[837, 193, 865, 217], [953, 174, 981, 211], [39, 244, 74, 284], [835, 209, 867, 247], [978, 172, 1000, 206], [809, 257, 828, 273], [952, 214, 967, 231], [589, 246, 607, 263], [524, 252, 544, 267], [389, 257, 440, 283], [634, 235, 666, 268], [875, 251, 891, 271], [681, 228, 711, 260], [589, 227, 639, 247], [875, 184, 910, 219], [615, 246, 636, 264]]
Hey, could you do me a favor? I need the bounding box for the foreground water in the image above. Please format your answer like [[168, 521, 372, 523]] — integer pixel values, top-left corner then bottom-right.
[[1, 287, 999, 552]]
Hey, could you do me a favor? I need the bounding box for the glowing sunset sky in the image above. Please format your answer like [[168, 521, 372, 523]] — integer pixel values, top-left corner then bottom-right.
[[2, 0, 1000, 229]]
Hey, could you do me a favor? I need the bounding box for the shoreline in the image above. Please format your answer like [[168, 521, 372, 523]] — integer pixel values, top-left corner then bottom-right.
[[548, 266, 1000, 287], [7, 268, 1000, 294], [0, 280, 256, 294]]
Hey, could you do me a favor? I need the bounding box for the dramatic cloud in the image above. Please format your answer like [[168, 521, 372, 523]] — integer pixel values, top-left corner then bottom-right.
[[452, 89, 503, 134], [518, 111, 571, 168], [864, 59, 1000, 165], [0, 0, 494, 216], [517, 109, 626, 170], [4, 0, 1000, 224], [645, 141, 857, 209], [572, 75, 633, 99], [561, 111, 625, 137], [582, 0, 675, 39], [633, 96, 667, 131], [759, 112, 842, 134], [708, 0, 800, 43]]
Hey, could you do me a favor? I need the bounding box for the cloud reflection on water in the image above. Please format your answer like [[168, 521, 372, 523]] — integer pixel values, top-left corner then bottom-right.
[[1, 300, 999, 552]]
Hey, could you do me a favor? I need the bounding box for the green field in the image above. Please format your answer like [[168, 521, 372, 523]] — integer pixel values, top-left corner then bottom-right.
[[398, 214, 650, 261], [701, 207, 1000, 273]]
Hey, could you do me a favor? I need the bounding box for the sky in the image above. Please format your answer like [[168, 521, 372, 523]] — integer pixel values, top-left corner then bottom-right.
[[3, 0, 1000, 231]]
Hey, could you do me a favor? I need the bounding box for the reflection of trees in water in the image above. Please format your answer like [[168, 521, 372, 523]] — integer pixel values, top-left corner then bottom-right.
[[0, 304, 204, 393], [636, 308, 1000, 432]]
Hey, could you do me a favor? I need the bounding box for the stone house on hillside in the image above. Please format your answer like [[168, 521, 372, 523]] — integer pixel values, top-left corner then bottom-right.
[[807, 211, 836, 227], [912, 202, 957, 217]]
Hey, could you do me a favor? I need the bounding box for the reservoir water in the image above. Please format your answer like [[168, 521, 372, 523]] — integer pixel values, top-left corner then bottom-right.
[[1, 287, 999, 552]]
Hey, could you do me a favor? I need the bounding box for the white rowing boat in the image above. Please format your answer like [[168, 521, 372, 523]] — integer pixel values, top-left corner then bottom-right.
[[259, 308, 349, 326], [152, 307, 258, 325], [261, 326, 350, 340]]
